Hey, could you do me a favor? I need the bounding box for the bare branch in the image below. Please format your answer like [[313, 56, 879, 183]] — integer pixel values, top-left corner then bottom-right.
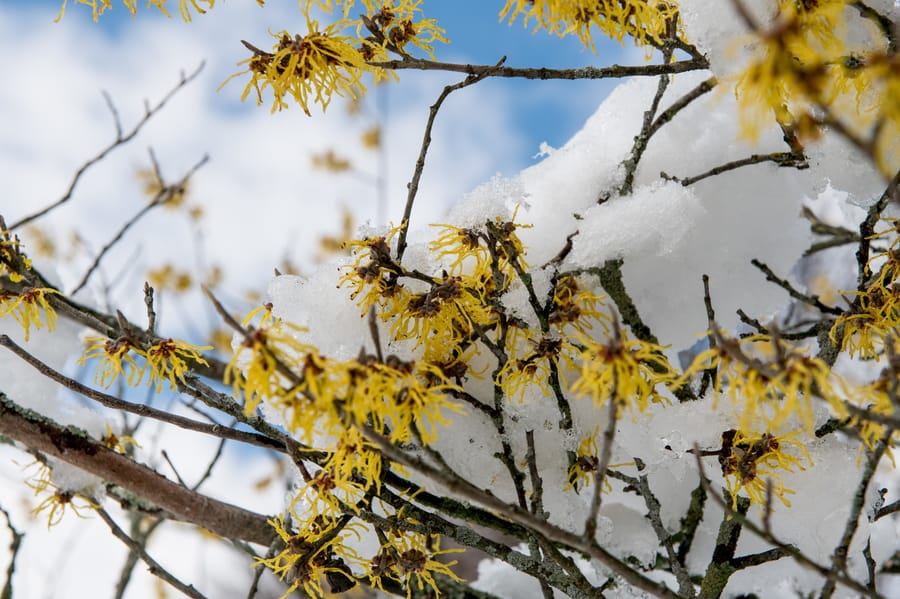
[[10, 63, 206, 230], [370, 57, 710, 80], [69, 154, 210, 296], [662, 151, 808, 187], [395, 57, 507, 262], [0, 505, 23, 599], [96, 507, 207, 599], [750, 258, 843, 315], [820, 432, 891, 598]]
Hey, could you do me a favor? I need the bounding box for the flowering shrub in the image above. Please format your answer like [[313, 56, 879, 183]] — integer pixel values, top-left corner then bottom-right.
[[2, 1, 900, 598]]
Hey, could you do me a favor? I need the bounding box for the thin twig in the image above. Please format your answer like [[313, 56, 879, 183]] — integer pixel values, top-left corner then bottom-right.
[[647, 76, 717, 139], [618, 20, 678, 198], [161, 450, 188, 487], [750, 258, 843, 315], [584, 365, 618, 541], [395, 57, 507, 262], [856, 171, 900, 290], [10, 63, 205, 230], [192, 436, 228, 491], [819, 432, 891, 598], [632, 458, 696, 597], [144, 281, 157, 335], [0, 505, 23, 599], [0, 334, 282, 451], [875, 498, 900, 520], [96, 507, 207, 599], [524, 430, 545, 519], [113, 515, 165, 599], [662, 151, 807, 187], [69, 154, 210, 296]]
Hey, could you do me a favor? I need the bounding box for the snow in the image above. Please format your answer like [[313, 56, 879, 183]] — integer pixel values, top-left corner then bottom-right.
[[3, 1, 900, 598]]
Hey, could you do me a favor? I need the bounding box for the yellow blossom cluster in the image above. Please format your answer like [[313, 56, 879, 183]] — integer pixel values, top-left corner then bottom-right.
[[223, 1, 446, 114], [222, 21, 373, 116], [257, 513, 362, 598], [80, 335, 210, 392], [718, 428, 810, 509], [368, 529, 463, 598], [832, 245, 900, 360], [571, 325, 678, 415], [683, 332, 845, 432], [226, 302, 463, 457], [55, 0, 217, 22], [500, 0, 682, 51], [342, 223, 507, 363], [735, 0, 899, 174], [0, 230, 63, 341]]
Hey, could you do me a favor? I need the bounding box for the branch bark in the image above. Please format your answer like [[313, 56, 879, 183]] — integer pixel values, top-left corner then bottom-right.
[[0, 393, 276, 546]]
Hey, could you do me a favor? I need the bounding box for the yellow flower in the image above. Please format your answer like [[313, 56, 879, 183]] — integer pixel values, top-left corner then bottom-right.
[[732, 0, 898, 173], [853, 370, 900, 450], [498, 333, 578, 400], [241, 301, 277, 328], [354, 1, 448, 60], [429, 224, 491, 279], [101, 423, 140, 454], [257, 513, 362, 599], [566, 426, 600, 491], [0, 287, 62, 342], [340, 226, 405, 313], [79, 336, 146, 388], [144, 338, 212, 392], [346, 357, 464, 445], [832, 247, 900, 360], [368, 530, 463, 599], [717, 428, 810, 509], [27, 464, 98, 528], [221, 19, 374, 115], [549, 275, 609, 337], [311, 149, 352, 172], [361, 126, 381, 149], [571, 327, 677, 416], [147, 264, 193, 294], [386, 274, 496, 357], [312, 426, 383, 502], [0, 229, 33, 283], [683, 333, 845, 432]]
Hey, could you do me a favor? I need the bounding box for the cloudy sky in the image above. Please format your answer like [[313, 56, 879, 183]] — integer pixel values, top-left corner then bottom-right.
[[0, 1, 629, 308], [0, 2, 632, 597]]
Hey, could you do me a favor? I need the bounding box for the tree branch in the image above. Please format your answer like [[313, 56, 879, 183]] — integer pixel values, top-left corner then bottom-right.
[[0, 393, 276, 546], [370, 57, 710, 80]]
